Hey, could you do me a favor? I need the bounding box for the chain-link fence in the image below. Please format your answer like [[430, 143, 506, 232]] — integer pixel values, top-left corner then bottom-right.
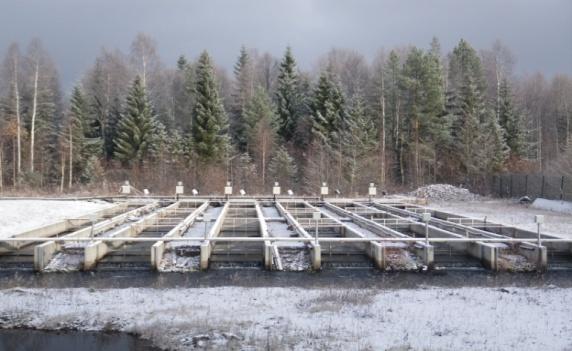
[[489, 174, 572, 201]]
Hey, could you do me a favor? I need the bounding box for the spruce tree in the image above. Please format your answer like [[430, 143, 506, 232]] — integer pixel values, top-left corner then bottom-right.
[[422, 46, 450, 181], [310, 70, 345, 145], [268, 145, 297, 188], [244, 87, 277, 148], [243, 88, 277, 186], [191, 51, 229, 163], [343, 93, 377, 192], [275, 47, 303, 142], [68, 86, 88, 157], [70, 86, 102, 159], [446, 39, 508, 178], [481, 109, 508, 173], [67, 86, 102, 184], [498, 78, 523, 156], [231, 47, 254, 151], [173, 55, 194, 133], [114, 76, 157, 166], [384, 50, 405, 184]]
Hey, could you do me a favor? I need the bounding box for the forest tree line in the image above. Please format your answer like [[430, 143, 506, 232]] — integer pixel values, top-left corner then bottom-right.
[[0, 34, 571, 195]]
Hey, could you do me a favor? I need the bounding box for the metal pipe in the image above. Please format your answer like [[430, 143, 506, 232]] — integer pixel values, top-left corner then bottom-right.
[[1, 237, 571, 243]]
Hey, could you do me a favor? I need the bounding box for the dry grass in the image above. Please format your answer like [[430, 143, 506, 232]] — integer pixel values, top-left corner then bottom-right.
[[298, 289, 376, 313]]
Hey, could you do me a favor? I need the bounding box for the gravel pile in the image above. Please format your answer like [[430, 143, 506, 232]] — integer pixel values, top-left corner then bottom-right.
[[410, 184, 478, 201]]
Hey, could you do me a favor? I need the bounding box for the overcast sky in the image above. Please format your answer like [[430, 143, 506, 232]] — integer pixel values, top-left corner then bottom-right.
[[1, 0, 570, 89]]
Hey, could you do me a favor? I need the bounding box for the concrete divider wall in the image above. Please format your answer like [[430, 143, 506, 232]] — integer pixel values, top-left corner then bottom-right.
[[330, 203, 434, 267], [518, 244, 548, 271], [151, 201, 209, 269], [255, 201, 276, 270], [276, 201, 321, 270], [83, 202, 180, 270], [33, 241, 59, 271], [200, 202, 230, 270]]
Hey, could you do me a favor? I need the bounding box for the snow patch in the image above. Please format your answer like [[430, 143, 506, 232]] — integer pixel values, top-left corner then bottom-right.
[[0, 286, 571, 350], [531, 198, 572, 214], [0, 200, 115, 238]]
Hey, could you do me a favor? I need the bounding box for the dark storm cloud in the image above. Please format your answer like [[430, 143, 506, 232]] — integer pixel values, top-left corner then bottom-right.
[[0, 0, 570, 89]]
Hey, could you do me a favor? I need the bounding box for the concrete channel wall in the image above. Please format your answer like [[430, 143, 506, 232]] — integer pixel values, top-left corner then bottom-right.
[[325, 202, 435, 268], [275, 201, 321, 270], [83, 202, 181, 270], [199, 202, 230, 270], [34, 202, 158, 271], [150, 201, 209, 270]]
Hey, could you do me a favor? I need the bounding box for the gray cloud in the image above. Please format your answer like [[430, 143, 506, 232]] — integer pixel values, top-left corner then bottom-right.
[[0, 0, 570, 89]]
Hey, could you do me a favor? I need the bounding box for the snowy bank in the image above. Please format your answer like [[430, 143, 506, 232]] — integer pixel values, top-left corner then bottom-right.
[[0, 200, 115, 238], [531, 198, 572, 214], [0, 286, 570, 350]]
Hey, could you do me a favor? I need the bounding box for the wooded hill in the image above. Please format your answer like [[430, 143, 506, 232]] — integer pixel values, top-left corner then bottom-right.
[[0, 35, 570, 194]]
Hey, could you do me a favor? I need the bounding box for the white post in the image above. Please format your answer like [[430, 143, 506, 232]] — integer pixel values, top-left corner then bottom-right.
[[535, 215, 544, 246], [175, 181, 184, 200], [368, 183, 377, 202], [273, 182, 281, 201], [204, 214, 211, 240], [320, 182, 328, 201], [313, 211, 321, 245], [120, 181, 131, 195], [422, 212, 431, 246], [224, 181, 232, 200]]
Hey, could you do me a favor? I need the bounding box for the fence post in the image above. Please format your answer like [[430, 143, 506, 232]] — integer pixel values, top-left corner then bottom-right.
[[541, 175, 545, 198], [499, 176, 503, 198], [524, 174, 528, 195], [510, 174, 514, 198], [561, 176, 565, 200]]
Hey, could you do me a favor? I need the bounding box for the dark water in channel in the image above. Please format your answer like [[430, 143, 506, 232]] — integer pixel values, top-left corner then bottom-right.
[[1, 269, 571, 289], [0, 329, 160, 351]]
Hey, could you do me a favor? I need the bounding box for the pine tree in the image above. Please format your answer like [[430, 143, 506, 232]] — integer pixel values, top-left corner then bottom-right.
[[310, 70, 345, 144], [191, 51, 229, 163], [268, 145, 297, 188], [422, 46, 449, 182], [173, 55, 194, 133], [481, 109, 508, 173], [114, 76, 157, 166], [80, 155, 105, 185], [384, 50, 405, 184], [65, 86, 101, 185], [456, 76, 485, 176], [231, 47, 254, 151], [400, 48, 424, 184], [243, 88, 277, 187], [275, 47, 303, 142], [343, 92, 377, 193], [498, 78, 523, 156], [446, 39, 507, 179]]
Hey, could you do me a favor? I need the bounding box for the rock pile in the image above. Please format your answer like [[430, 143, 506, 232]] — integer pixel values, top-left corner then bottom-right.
[[410, 184, 478, 201]]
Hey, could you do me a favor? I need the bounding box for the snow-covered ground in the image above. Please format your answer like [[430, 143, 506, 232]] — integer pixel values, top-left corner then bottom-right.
[[430, 199, 572, 238], [0, 286, 570, 350], [0, 200, 115, 238]]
